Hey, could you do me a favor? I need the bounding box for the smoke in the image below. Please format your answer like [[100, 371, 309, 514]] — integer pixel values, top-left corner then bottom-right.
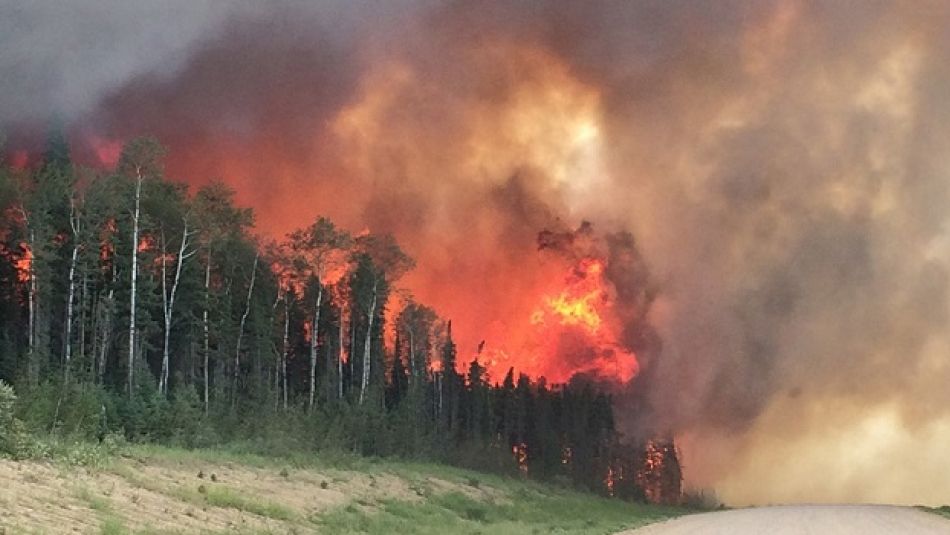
[[4, 0, 950, 505]]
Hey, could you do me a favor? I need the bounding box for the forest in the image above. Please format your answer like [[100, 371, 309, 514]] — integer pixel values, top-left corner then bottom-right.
[[0, 133, 682, 505]]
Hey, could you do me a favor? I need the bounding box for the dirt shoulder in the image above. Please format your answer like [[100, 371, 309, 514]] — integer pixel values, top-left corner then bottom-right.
[[0, 445, 676, 534]]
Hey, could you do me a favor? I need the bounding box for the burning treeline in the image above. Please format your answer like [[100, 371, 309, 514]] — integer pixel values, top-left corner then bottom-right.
[[0, 136, 681, 503]]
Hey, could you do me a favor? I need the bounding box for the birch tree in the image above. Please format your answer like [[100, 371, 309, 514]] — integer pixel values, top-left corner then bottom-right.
[[233, 251, 259, 406], [192, 182, 252, 412], [158, 218, 197, 396], [287, 217, 351, 412], [12, 131, 74, 383], [350, 234, 413, 406], [63, 197, 81, 381], [117, 138, 165, 397]]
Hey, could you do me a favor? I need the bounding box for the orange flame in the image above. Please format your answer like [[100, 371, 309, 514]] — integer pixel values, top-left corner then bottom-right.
[[544, 289, 603, 331], [476, 256, 639, 385], [15, 244, 32, 284]]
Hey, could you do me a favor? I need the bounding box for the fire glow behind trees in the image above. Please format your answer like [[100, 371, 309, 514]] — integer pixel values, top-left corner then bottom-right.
[[3, 0, 950, 506]]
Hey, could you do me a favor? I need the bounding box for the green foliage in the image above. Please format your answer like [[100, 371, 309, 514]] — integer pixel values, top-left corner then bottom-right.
[[17, 380, 111, 439], [168, 386, 211, 447], [0, 380, 30, 457]]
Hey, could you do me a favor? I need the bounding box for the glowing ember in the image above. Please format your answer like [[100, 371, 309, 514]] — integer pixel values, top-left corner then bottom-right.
[[513, 442, 529, 475], [15, 244, 32, 284]]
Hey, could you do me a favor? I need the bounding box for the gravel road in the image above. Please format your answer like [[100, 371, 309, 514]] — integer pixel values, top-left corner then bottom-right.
[[622, 505, 950, 534]]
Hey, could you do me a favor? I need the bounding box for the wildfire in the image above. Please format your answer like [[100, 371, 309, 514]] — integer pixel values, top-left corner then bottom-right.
[[15, 244, 32, 284], [480, 256, 639, 385], [533, 259, 606, 333], [544, 289, 603, 331], [513, 442, 529, 475], [26, 35, 643, 390], [635, 440, 682, 505]]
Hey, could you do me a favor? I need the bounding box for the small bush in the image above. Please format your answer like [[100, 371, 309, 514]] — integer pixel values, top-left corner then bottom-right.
[[0, 380, 31, 458]]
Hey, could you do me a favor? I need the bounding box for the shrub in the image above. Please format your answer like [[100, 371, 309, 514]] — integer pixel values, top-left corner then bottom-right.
[[0, 380, 31, 457]]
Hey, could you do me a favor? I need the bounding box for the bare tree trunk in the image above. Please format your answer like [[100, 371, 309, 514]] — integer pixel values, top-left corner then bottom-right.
[[337, 309, 344, 400], [160, 221, 195, 397], [233, 252, 258, 406], [308, 281, 323, 411], [160, 230, 168, 391], [97, 265, 117, 384], [408, 329, 415, 388], [63, 204, 79, 382], [203, 246, 212, 414], [128, 167, 143, 398], [325, 302, 337, 402], [358, 279, 377, 406], [269, 289, 280, 411], [349, 316, 356, 392], [79, 272, 87, 371], [281, 295, 290, 410], [19, 207, 37, 383]]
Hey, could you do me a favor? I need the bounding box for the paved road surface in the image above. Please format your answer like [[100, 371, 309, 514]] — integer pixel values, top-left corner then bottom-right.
[[623, 505, 950, 534]]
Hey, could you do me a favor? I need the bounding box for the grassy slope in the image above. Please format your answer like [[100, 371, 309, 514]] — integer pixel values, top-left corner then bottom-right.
[[1, 444, 683, 534]]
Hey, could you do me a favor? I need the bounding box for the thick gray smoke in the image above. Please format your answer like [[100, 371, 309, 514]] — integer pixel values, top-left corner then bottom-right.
[[3, 0, 950, 505]]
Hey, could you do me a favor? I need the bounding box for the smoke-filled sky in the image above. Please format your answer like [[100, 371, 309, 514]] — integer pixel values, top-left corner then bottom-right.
[[3, 0, 950, 506]]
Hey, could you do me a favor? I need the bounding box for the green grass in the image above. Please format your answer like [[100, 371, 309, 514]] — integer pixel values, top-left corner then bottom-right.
[[74, 484, 113, 512], [202, 486, 297, 521], [920, 505, 950, 519], [99, 516, 127, 535], [317, 485, 679, 534], [73, 484, 130, 535]]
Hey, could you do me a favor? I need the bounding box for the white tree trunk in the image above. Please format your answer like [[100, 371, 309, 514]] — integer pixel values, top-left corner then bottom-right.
[[337, 308, 344, 400], [233, 252, 258, 405], [160, 221, 194, 397], [20, 209, 37, 382], [308, 281, 323, 411], [358, 279, 377, 406], [128, 167, 143, 397], [281, 294, 290, 411], [79, 272, 87, 370], [64, 201, 81, 382], [64, 239, 78, 380], [97, 266, 116, 384], [203, 246, 212, 413]]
